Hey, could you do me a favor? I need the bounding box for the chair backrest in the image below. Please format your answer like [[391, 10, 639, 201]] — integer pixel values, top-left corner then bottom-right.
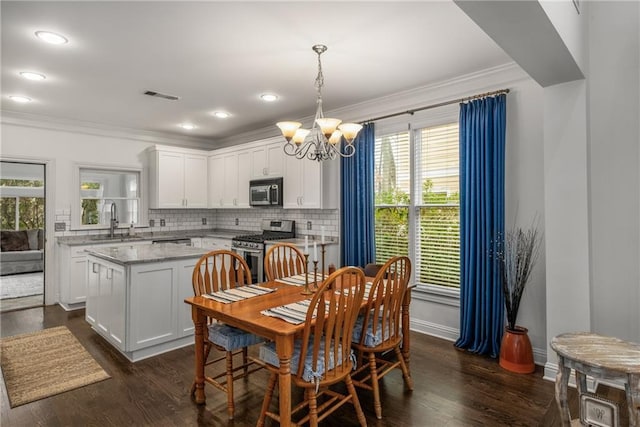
[[357, 256, 411, 350], [264, 242, 306, 281], [297, 266, 366, 384], [192, 250, 252, 296]]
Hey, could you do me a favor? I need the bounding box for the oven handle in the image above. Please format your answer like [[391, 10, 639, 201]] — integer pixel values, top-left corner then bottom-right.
[[232, 247, 263, 254]]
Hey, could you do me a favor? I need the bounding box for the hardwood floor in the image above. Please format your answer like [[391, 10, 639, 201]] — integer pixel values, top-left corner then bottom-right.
[[0, 305, 624, 426]]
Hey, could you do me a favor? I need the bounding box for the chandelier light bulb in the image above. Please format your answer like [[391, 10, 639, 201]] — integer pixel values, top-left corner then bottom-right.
[[338, 123, 363, 144], [292, 128, 310, 146], [315, 118, 342, 139], [276, 122, 302, 142], [328, 130, 342, 145]]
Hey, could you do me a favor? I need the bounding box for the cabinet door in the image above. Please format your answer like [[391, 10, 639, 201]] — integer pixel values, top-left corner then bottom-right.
[[69, 256, 88, 303], [96, 264, 112, 336], [283, 155, 304, 208], [265, 141, 285, 177], [222, 152, 239, 208], [236, 150, 251, 208], [177, 259, 198, 337], [208, 155, 224, 208], [300, 160, 321, 208], [86, 261, 99, 326], [108, 266, 126, 349], [129, 263, 178, 351], [157, 151, 186, 208], [184, 154, 208, 208]]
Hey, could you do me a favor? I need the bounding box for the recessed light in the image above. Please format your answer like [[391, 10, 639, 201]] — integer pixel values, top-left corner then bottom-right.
[[260, 93, 278, 102], [179, 123, 196, 130], [35, 31, 68, 45], [213, 111, 231, 119], [9, 96, 32, 103], [19, 71, 46, 81]]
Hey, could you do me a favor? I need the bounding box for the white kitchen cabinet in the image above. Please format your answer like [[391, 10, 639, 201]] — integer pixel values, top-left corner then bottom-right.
[[250, 138, 285, 179], [86, 258, 126, 351], [208, 149, 250, 208], [283, 155, 339, 209], [85, 253, 199, 362], [58, 240, 147, 311], [149, 146, 208, 208]]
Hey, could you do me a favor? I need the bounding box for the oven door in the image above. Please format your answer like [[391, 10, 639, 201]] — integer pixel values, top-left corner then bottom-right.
[[231, 246, 264, 283]]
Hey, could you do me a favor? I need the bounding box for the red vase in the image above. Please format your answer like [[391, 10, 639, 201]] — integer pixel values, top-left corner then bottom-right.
[[499, 326, 535, 374]]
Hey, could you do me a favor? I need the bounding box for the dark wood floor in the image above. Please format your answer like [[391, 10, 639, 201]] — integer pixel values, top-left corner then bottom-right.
[[0, 305, 626, 426]]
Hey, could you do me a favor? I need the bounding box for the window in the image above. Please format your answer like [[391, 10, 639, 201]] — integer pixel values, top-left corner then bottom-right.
[[374, 121, 460, 288], [0, 179, 45, 230], [74, 167, 144, 229]]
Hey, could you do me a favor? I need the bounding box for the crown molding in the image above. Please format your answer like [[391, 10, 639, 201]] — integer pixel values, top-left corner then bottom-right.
[[1, 110, 218, 150], [217, 62, 530, 146]]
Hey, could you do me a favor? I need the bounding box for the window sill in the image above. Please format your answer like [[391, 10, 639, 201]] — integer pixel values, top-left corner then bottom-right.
[[413, 284, 460, 307]]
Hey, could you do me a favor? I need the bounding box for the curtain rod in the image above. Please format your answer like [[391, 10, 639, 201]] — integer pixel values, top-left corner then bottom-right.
[[360, 88, 510, 124]]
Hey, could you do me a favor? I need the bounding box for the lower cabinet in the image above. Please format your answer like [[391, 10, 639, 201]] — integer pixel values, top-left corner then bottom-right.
[[86, 255, 198, 362]]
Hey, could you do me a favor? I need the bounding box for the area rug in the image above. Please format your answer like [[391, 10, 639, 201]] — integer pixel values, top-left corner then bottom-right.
[[0, 272, 43, 299], [0, 326, 110, 407]]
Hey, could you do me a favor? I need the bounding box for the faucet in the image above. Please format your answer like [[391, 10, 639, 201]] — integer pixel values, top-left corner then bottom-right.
[[109, 202, 118, 238]]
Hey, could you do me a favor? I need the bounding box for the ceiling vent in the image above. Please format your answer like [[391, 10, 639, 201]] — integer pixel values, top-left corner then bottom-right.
[[143, 90, 180, 101]]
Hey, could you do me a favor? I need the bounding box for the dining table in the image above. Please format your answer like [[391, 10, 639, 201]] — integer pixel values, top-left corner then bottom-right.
[[184, 276, 414, 427]]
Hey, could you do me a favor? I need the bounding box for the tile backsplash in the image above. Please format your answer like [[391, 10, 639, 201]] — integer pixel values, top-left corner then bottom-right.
[[54, 207, 339, 238]]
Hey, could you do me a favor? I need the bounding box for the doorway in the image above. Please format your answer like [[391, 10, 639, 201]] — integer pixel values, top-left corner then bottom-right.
[[0, 161, 46, 312]]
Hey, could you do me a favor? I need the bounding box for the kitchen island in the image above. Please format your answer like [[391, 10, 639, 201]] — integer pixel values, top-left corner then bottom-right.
[[85, 243, 208, 362]]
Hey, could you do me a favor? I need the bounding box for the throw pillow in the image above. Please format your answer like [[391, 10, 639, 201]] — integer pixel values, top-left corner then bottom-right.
[[0, 230, 29, 252]]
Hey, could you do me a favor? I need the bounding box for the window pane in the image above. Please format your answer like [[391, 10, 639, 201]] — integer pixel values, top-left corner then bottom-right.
[[375, 207, 409, 262], [18, 197, 44, 229], [79, 168, 140, 228], [80, 199, 139, 226], [417, 206, 459, 287], [0, 197, 16, 230], [374, 132, 410, 204], [80, 170, 138, 198]]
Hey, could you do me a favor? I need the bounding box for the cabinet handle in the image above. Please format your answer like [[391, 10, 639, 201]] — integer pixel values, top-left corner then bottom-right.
[[92, 263, 99, 274], [263, 167, 267, 175], [107, 268, 113, 279]]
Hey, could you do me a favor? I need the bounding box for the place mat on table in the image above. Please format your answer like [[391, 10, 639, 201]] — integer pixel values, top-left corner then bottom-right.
[[274, 273, 328, 287], [203, 284, 275, 304], [261, 299, 330, 324]]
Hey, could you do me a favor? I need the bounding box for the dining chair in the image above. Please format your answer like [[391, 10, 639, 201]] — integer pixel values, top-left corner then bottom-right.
[[257, 266, 368, 427], [351, 255, 413, 419], [191, 249, 265, 419], [264, 242, 306, 281]]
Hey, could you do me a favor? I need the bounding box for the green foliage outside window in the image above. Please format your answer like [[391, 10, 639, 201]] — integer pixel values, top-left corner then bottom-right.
[[81, 182, 101, 225], [0, 179, 45, 230]]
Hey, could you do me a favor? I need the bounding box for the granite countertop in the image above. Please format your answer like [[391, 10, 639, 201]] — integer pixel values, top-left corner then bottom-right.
[[86, 243, 209, 265], [57, 228, 246, 246]]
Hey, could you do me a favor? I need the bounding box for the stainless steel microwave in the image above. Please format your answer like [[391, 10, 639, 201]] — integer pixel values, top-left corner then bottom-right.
[[249, 178, 283, 206]]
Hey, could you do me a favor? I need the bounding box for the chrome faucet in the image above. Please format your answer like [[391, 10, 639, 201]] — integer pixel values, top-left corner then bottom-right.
[[109, 202, 118, 238]]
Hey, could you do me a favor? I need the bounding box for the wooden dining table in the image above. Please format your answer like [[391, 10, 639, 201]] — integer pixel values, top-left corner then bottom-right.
[[184, 278, 414, 427]]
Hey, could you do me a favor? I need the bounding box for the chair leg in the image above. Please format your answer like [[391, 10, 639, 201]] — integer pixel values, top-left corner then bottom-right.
[[345, 373, 367, 427], [394, 346, 414, 390], [257, 372, 278, 427], [307, 387, 319, 427], [367, 351, 382, 419], [226, 351, 235, 419], [191, 341, 212, 396], [242, 346, 249, 376]]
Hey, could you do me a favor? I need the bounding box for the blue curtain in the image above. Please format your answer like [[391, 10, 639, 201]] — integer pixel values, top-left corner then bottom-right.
[[454, 94, 506, 358], [341, 123, 376, 267]]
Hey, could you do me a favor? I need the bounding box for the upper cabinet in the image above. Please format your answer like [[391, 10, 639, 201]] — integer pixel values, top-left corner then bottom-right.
[[283, 155, 339, 209], [208, 149, 250, 209], [250, 138, 285, 179], [148, 146, 208, 209]]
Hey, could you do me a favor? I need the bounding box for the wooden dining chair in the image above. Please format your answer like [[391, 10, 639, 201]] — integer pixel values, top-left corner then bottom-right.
[[191, 249, 265, 419], [351, 255, 414, 419], [257, 266, 368, 427], [264, 242, 306, 281]]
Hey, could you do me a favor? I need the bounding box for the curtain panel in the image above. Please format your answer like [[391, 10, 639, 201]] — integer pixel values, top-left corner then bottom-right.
[[455, 94, 506, 358], [340, 123, 376, 267]]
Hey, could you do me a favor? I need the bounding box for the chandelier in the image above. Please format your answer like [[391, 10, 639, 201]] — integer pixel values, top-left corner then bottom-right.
[[276, 45, 362, 161]]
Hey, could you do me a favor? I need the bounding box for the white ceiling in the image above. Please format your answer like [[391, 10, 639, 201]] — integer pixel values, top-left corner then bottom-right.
[[1, 1, 512, 143]]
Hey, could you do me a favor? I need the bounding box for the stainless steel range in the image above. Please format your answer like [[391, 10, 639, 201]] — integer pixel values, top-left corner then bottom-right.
[[231, 219, 295, 283]]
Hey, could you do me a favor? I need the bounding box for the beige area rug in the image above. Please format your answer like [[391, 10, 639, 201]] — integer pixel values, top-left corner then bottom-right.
[[0, 326, 110, 407]]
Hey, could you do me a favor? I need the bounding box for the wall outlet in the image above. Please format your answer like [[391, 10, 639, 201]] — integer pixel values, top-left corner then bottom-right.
[[54, 222, 66, 232], [307, 221, 312, 230], [149, 219, 155, 227], [160, 219, 166, 227], [235, 218, 239, 226], [202, 218, 207, 225]]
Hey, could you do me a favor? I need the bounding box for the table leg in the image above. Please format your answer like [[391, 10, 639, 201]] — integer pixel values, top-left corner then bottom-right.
[[555, 356, 572, 426], [276, 335, 294, 427], [401, 287, 412, 368], [626, 374, 639, 427], [575, 371, 587, 396], [192, 307, 206, 405]]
